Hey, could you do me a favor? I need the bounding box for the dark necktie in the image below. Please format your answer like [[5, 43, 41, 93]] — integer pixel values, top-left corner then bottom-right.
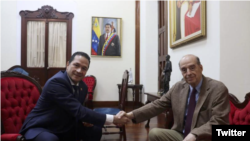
[[72, 85, 79, 98], [184, 88, 197, 137]]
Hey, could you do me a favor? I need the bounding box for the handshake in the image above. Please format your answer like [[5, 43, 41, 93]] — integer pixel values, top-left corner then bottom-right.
[[83, 111, 134, 127], [113, 111, 134, 126]]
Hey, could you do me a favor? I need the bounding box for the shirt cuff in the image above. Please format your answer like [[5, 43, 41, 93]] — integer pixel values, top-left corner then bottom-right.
[[105, 114, 114, 125]]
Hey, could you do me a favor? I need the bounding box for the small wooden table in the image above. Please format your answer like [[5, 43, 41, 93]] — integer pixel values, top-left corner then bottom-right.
[[144, 92, 161, 128], [117, 84, 143, 109]]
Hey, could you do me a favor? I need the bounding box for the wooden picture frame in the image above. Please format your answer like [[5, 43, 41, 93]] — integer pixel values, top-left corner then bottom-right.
[[169, 0, 206, 48], [91, 16, 122, 57]]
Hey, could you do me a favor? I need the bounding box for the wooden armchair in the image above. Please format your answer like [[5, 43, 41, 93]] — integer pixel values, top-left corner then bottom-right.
[[93, 70, 129, 140], [8, 65, 29, 76], [8, 65, 40, 83]]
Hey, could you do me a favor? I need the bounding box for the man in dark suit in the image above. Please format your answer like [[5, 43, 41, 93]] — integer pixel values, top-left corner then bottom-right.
[[97, 23, 121, 56], [119, 54, 230, 141], [20, 52, 129, 141]]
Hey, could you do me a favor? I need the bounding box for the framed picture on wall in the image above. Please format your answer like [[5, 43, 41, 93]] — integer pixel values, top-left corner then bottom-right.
[[169, 0, 206, 48], [91, 16, 122, 57]]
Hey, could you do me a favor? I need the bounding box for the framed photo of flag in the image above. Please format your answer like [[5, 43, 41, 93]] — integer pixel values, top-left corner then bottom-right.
[[169, 0, 206, 48], [91, 17, 122, 57]]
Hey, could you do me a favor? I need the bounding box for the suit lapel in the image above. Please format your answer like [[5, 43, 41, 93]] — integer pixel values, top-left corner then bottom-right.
[[63, 71, 74, 94], [191, 76, 210, 129], [103, 34, 106, 40], [78, 82, 85, 100], [63, 70, 86, 103]]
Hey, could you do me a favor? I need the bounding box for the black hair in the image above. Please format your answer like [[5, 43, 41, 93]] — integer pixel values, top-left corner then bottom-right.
[[105, 23, 112, 27], [69, 52, 91, 66]]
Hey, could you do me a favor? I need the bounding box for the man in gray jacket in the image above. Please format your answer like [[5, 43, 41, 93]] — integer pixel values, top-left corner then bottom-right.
[[118, 54, 230, 141]]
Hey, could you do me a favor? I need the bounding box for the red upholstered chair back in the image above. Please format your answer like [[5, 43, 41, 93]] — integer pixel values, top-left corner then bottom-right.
[[229, 92, 250, 125], [83, 75, 96, 101], [83, 75, 96, 109], [1, 71, 41, 136]]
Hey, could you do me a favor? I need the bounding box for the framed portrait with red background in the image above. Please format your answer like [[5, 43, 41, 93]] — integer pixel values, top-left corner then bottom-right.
[[169, 0, 206, 48]]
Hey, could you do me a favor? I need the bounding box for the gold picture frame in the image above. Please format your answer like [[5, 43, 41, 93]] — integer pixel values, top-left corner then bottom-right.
[[169, 0, 206, 48], [91, 16, 122, 57]]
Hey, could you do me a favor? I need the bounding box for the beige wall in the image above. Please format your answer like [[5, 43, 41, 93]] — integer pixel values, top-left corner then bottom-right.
[[220, 1, 250, 101], [168, 1, 221, 88], [165, 1, 249, 102], [1, 0, 135, 101], [1, 1, 250, 102], [1, 1, 18, 69], [140, 1, 159, 103]]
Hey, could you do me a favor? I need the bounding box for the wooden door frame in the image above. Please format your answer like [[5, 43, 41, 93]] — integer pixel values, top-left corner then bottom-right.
[[135, 1, 168, 92], [135, 1, 140, 85], [19, 5, 74, 85]]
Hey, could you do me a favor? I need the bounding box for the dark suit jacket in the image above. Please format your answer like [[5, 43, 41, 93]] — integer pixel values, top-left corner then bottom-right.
[[132, 76, 230, 138], [20, 71, 106, 139], [97, 34, 121, 56]]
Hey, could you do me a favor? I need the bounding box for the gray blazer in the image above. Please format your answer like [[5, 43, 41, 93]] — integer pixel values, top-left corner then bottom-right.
[[133, 76, 230, 137]]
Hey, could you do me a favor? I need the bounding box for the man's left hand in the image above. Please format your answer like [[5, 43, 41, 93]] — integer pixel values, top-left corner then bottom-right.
[[82, 122, 93, 127], [183, 133, 196, 141]]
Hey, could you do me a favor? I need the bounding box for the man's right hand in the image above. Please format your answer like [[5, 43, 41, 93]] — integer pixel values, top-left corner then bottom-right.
[[113, 114, 130, 126], [125, 112, 134, 119], [113, 111, 134, 126], [116, 111, 134, 120]]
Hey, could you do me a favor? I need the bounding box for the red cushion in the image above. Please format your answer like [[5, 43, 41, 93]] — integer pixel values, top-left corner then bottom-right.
[[229, 101, 237, 124], [229, 101, 250, 125], [83, 76, 96, 100], [1, 77, 40, 133], [1, 134, 22, 141], [88, 93, 93, 100], [83, 76, 96, 93]]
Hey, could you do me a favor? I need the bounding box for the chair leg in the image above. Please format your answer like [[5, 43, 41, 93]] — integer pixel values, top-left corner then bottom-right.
[[104, 126, 107, 132], [85, 100, 93, 109], [122, 126, 126, 140], [90, 100, 93, 109]]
